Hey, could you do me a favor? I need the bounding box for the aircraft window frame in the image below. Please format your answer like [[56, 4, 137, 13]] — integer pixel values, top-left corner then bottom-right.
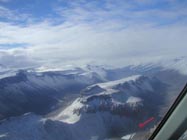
[[149, 83, 187, 140]]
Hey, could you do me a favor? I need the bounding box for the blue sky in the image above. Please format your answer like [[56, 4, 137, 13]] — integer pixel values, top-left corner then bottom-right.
[[0, 0, 187, 25], [0, 0, 187, 69]]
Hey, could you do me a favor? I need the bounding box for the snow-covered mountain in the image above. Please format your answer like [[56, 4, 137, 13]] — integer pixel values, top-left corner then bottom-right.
[[51, 75, 167, 137], [0, 74, 169, 140], [0, 59, 186, 140], [0, 74, 168, 140], [0, 68, 107, 120]]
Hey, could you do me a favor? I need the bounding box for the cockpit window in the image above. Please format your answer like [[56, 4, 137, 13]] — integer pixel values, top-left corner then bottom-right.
[[179, 130, 187, 140]]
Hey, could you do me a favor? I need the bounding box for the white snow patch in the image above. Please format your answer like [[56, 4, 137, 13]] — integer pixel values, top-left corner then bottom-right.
[[126, 96, 143, 108], [0, 72, 17, 79], [79, 72, 94, 78], [54, 98, 84, 124], [126, 96, 142, 104], [85, 65, 106, 76], [35, 65, 76, 73], [97, 75, 141, 89], [121, 133, 135, 140], [85, 75, 141, 96], [0, 133, 8, 138]]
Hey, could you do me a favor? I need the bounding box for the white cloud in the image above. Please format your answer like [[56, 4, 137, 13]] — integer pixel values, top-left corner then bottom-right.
[[0, 0, 187, 69], [0, 6, 13, 19], [0, 21, 187, 68], [0, 49, 39, 69], [0, 5, 31, 22], [55, 0, 187, 26]]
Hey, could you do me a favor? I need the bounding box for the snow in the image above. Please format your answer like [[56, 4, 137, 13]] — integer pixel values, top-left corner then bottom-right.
[[35, 65, 73, 72], [126, 96, 143, 108], [126, 96, 142, 104], [79, 72, 95, 79], [97, 75, 141, 89], [90, 136, 99, 140], [53, 98, 84, 124], [85, 75, 141, 95], [83, 64, 107, 80], [121, 133, 135, 140], [0, 133, 8, 138], [0, 72, 17, 79], [0, 67, 17, 79]]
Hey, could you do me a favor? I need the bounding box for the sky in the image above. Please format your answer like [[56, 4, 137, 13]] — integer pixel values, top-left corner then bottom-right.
[[0, 0, 187, 69]]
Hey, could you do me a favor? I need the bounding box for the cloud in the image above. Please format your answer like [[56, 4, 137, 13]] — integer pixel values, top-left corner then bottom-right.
[[0, 6, 31, 22], [55, 0, 187, 26], [0, 0, 187, 69], [0, 49, 39, 69], [0, 6, 12, 18], [1, 21, 187, 68]]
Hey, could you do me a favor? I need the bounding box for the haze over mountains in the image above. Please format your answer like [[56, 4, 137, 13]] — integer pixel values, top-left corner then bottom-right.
[[0, 58, 186, 140]]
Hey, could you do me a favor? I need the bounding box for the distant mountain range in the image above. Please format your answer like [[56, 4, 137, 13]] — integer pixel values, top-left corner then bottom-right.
[[0, 59, 186, 140]]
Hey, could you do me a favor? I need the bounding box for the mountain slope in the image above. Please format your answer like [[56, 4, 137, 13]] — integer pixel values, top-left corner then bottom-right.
[[0, 60, 186, 140], [0, 69, 106, 120], [52, 75, 168, 138], [0, 74, 168, 140]]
